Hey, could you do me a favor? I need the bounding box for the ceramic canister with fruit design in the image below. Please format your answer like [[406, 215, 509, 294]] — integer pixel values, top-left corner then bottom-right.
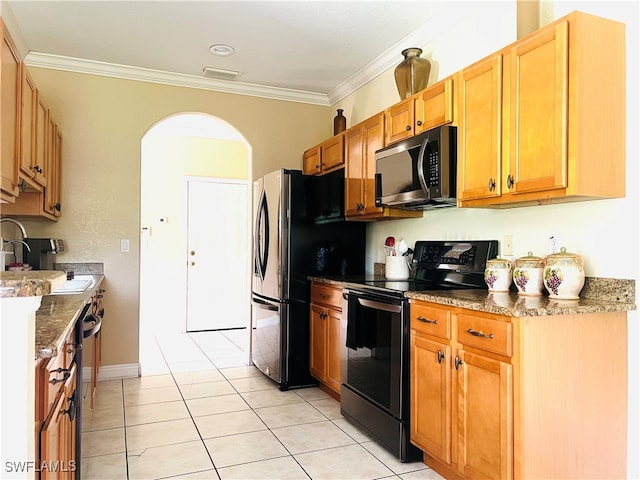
[[543, 247, 585, 299], [513, 251, 545, 296], [484, 256, 512, 292]]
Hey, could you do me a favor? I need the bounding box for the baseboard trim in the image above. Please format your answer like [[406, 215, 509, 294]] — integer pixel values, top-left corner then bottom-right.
[[83, 363, 140, 381]]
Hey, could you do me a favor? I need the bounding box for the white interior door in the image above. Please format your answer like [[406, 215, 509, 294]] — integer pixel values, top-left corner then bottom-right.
[[186, 178, 249, 331]]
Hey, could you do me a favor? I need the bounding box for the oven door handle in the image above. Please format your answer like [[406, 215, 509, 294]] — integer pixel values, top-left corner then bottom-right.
[[357, 297, 402, 313]]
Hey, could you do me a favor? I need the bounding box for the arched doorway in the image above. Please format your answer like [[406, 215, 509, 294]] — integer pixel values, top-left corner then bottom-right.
[[138, 113, 252, 374]]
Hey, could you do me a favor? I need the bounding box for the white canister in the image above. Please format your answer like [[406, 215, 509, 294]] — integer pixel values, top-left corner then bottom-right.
[[484, 256, 512, 292], [385, 256, 410, 280], [512, 251, 545, 296], [543, 247, 585, 299]]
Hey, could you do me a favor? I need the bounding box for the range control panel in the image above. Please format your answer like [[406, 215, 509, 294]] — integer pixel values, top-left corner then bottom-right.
[[413, 240, 499, 272]]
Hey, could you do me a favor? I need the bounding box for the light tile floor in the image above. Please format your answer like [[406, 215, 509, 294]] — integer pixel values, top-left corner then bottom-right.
[[81, 329, 445, 480]]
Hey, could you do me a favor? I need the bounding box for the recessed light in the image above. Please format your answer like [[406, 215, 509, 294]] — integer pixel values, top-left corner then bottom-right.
[[209, 44, 234, 56]]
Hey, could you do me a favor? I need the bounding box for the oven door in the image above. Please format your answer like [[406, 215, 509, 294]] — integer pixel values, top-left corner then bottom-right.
[[343, 290, 405, 419]]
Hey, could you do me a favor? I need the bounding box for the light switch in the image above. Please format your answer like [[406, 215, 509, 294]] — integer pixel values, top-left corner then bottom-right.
[[121, 239, 130, 253]]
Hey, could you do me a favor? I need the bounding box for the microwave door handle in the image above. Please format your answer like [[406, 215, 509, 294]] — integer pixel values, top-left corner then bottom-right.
[[417, 136, 430, 194]]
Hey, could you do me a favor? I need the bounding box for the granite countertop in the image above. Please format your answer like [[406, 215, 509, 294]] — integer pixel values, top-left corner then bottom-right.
[[309, 276, 636, 317], [0, 270, 67, 297], [35, 274, 104, 360]]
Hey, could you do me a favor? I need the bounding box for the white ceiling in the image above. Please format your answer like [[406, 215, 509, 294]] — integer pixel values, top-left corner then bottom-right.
[[4, 0, 457, 105]]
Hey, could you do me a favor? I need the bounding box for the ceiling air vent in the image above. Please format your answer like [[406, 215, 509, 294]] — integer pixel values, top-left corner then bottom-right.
[[203, 66, 240, 81]]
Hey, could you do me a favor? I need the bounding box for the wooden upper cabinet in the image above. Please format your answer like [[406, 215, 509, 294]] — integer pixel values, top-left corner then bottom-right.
[[321, 134, 344, 172], [303, 145, 321, 175], [458, 11, 625, 208], [384, 97, 414, 145], [20, 69, 48, 190], [457, 54, 503, 202], [414, 77, 454, 134], [510, 20, 568, 195], [0, 20, 21, 203], [303, 134, 345, 175], [344, 124, 364, 217]]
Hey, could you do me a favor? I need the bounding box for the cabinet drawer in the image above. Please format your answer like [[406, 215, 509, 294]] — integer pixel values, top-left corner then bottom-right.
[[458, 313, 512, 357], [311, 284, 343, 309], [411, 303, 451, 340]]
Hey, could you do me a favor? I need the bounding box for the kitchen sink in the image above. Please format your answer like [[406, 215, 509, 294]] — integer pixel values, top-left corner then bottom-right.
[[50, 275, 96, 295]]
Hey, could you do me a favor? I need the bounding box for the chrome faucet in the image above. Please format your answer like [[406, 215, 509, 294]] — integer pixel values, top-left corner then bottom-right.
[[2, 239, 31, 253], [0, 218, 28, 239]]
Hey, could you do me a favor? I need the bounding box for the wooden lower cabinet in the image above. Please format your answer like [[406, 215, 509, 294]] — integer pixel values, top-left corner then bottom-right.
[[309, 282, 343, 395], [36, 323, 79, 479], [409, 299, 627, 480]]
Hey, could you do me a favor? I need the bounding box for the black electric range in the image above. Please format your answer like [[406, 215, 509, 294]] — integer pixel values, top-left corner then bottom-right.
[[345, 239, 499, 297], [339, 239, 499, 463]]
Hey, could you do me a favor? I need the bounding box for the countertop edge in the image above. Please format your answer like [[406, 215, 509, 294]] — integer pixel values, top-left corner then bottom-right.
[[309, 276, 636, 317], [35, 274, 105, 360]]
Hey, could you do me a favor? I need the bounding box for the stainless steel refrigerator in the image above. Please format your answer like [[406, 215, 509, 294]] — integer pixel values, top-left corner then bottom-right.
[[251, 169, 365, 390]]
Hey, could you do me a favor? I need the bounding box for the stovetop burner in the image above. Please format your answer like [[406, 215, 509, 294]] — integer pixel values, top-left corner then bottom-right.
[[345, 240, 499, 296]]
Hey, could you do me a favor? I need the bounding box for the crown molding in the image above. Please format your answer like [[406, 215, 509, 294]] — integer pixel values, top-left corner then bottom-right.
[[328, 5, 480, 104], [23, 52, 331, 106], [24, 6, 472, 108]]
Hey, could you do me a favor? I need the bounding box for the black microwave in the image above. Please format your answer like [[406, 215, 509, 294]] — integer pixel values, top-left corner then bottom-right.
[[375, 125, 457, 210]]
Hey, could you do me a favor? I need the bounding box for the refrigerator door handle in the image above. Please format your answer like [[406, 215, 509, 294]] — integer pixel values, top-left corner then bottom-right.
[[255, 190, 269, 281], [252, 296, 279, 312]]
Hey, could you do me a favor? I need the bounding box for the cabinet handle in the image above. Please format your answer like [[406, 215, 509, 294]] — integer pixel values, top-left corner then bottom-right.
[[488, 178, 496, 191], [54, 203, 61, 212], [417, 316, 438, 325], [416, 120, 422, 126], [405, 125, 411, 131], [19, 179, 27, 192], [506, 174, 514, 189], [455, 356, 463, 370], [49, 368, 71, 385], [319, 293, 328, 298], [466, 328, 494, 339], [437, 350, 445, 364], [63, 393, 76, 421]]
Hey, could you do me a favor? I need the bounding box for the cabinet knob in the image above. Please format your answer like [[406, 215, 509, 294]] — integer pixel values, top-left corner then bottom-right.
[[416, 120, 423, 126], [488, 178, 496, 192], [437, 350, 445, 364], [455, 356, 463, 370], [506, 174, 514, 189], [54, 203, 61, 212], [34, 165, 43, 174], [405, 125, 411, 131], [190, 250, 196, 256]]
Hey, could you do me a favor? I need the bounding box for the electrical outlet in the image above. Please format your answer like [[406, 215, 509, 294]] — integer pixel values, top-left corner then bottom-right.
[[121, 239, 130, 253], [503, 235, 513, 256], [548, 235, 560, 253]]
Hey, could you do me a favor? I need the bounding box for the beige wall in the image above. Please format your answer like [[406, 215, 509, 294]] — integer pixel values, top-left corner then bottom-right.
[[20, 70, 331, 366]]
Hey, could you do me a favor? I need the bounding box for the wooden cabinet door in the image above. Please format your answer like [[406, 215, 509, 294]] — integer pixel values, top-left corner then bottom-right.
[[44, 118, 60, 216], [1, 23, 21, 201], [321, 134, 344, 172], [385, 98, 414, 145], [35, 92, 49, 188], [414, 77, 454, 134], [309, 304, 327, 382], [457, 55, 503, 201], [457, 349, 513, 480], [344, 125, 364, 217], [303, 145, 321, 175], [20, 68, 37, 182], [326, 308, 342, 393], [510, 20, 568, 194], [361, 112, 385, 216], [411, 333, 452, 465]]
